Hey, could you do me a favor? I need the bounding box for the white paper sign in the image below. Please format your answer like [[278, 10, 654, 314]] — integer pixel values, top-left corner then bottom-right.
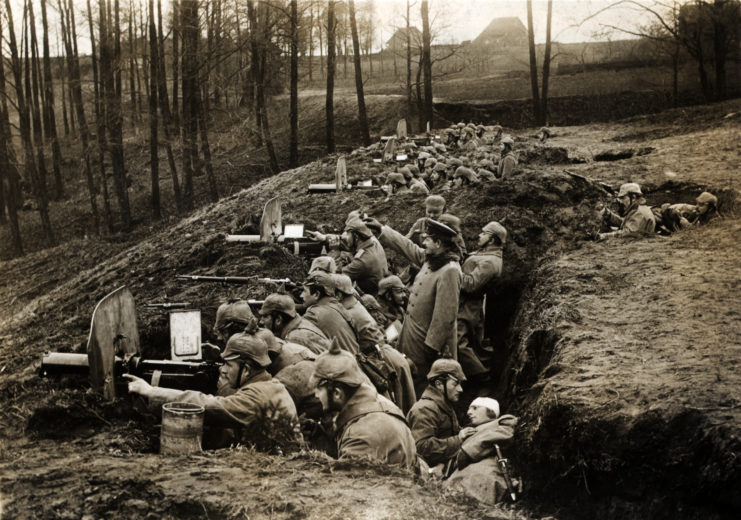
[[170, 310, 202, 360]]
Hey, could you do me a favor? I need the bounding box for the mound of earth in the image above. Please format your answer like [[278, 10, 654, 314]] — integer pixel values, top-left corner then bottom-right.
[[0, 98, 739, 519]]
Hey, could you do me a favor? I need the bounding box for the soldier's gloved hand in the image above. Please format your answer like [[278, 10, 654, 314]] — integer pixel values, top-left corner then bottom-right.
[[363, 218, 383, 236], [306, 230, 327, 242], [458, 426, 477, 441], [123, 374, 153, 397]]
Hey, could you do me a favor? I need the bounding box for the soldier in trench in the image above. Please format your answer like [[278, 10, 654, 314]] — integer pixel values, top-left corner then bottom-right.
[[124, 331, 302, 452], [598, 182, 656, 240]]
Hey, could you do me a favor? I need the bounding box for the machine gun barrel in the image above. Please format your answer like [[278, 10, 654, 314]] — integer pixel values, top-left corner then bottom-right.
[[40, 352, 222, 395]]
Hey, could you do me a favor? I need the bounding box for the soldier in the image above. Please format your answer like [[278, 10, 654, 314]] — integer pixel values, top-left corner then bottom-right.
[[376, 275, 407, 327], [406, 359, 475, 467], [694, 191, 720, 225], [308, 215, 388, 295], [255, 328, 316, 376], [365, 217, 462, 396], [598, 182, 656, 240], [211, 300, 257, 348], [301, 271, 360, 354], [258, 294, 330, 354], [311, 341, 417, 467], [333, 274, 417, 413], [387, 172, 410, 195], [124, 332, 301, 451], [444, 397, 519, 505], [458, 222, 506, 376], [407, 195, 446, 246], [497, 136, 517, 180]]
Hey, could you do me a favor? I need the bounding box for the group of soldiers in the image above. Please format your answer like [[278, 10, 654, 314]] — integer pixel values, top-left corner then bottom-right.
[[125, 193, 517, 505], [597, 182, 720, 240], [378, 122, 518, 196]]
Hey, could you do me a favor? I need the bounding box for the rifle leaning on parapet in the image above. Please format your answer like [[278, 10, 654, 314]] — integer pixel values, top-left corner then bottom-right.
[[144, 302, 191, 309], [176, 274, 298, 288], [495, 444, 518, 502]]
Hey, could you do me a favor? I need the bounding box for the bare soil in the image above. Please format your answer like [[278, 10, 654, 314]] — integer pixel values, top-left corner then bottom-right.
[[0, 98, 739, 519]]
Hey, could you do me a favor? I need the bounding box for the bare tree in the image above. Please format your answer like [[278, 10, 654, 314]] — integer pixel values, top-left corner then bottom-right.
[[420, 0, 432, 129], [148, 0, 161, 219], [59, 0, 100, 234], [289, 0, 299, 167], [349, 0, 370, 146], [326, 0, 336, 153], [27, 0, 56, 243], [526, 0, 541, 123], [100, 0, 132, 230], [0, 11, 24, 254], [88, 0, 114, 232], [40, 0, 64, 199]]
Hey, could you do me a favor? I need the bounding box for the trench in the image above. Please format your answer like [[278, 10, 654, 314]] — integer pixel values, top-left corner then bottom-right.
[[22, 175, 737, 518]]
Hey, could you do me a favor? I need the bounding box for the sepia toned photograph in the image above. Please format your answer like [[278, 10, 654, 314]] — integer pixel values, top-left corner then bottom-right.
[[0, 0, 738, 518]]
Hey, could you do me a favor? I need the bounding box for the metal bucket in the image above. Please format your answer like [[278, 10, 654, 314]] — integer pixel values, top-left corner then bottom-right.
[[160, 402, 204, 455]]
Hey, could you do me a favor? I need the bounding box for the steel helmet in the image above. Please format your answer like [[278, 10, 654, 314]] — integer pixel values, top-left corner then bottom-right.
[[425, 195, 446, 211], [331, 274, 355, 296], [222, 332, 271, 367], [617, 183, 642, 198], [501, 136, 514, 146], [482, 221, 507, 245], [259, 294, 297, 318], [378, 275, 405, 296], [426, 359, 466, 381], [303, 271, 336, 295], [311, 339, 365, 387], [309, 256, 337, 274], [215, 300, 256, 330]]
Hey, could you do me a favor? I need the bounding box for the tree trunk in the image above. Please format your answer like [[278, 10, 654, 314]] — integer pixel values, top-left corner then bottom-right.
[[27, 0, 56, 244], [60, 0, 101, 235], [148, 0, 161, 219], [195, 86, 218, 201], [308, 3, 314, 82], [349, 0, 370, 146], [318, 3, 324, 79], [172, 0, 180, 128], [180, 0, 198, 210], [88, 0, 114, 232], [40, 0, 64, 200], [250, 1, 279, 173], [526, 0, 541, 123], [157, 0, 183, 212], [539, 0, 553, 126], [421, 0, 433, 130], [326, 1, 336, 153], [406, 0, 413, 129], [129, 0, 138, 126], [0, 12, 23, 254], [101, 0, 132, 230], [289, 0, 299, 167]]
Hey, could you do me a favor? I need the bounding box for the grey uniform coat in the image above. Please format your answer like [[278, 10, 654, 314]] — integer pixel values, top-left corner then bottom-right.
[[379, 226, 461, 384]]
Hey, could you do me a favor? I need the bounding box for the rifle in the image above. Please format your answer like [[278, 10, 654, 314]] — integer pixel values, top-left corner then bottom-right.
[[495, 444, 518, 502], [176, 274, 257, 284], [40, 351, 221, 395], [144, 302, 191, 309]]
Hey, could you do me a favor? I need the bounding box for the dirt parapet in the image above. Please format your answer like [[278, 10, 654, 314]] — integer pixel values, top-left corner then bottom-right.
[[502, 220, 741, 519]]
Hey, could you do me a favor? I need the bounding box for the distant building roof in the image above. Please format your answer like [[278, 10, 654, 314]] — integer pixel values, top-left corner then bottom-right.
[[385, 27, 423, 50], [473, 17, 528, 47]]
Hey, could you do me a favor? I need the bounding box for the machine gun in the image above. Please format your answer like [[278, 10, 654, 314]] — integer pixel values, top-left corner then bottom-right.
[[495, 444, 518, 502], [40, 351, 221, 395], [39, 286, 221, 400]]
